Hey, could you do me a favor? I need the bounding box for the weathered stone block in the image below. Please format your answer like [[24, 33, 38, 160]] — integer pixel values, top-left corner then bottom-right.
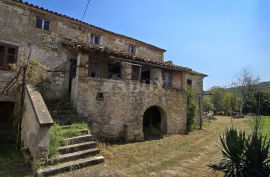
[[124, 123, 144, 142]]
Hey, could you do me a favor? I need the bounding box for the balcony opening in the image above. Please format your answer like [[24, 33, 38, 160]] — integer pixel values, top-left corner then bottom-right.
[[141, 67, 151, 84], [108, 62, 121, 80]]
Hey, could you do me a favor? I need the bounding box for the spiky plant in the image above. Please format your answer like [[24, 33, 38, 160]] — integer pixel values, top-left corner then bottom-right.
[[208, 128, 246, 177], [208, 116, 270, 177]]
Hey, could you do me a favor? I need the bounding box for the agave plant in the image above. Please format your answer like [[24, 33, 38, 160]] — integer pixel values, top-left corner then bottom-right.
[[242, 131, 270, 177], [208, 126, 270, 177], [208, 128, 246, 177]]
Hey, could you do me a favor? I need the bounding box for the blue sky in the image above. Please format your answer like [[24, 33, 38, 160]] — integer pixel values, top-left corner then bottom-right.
[[25, 0, 270, 90]]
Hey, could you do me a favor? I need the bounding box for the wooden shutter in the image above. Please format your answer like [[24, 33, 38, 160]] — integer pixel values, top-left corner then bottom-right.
[[0, 44, 18, 70], [0, 46, 4, 67]]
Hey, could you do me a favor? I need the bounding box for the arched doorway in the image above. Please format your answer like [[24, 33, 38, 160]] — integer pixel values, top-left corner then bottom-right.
[[143, 106, 166, 139]]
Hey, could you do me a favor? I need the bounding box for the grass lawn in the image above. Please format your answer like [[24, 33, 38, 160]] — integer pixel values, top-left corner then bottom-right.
[[57, 117, 250, 177], [260, 116, 270, 136], [246, 115, 270, 137]]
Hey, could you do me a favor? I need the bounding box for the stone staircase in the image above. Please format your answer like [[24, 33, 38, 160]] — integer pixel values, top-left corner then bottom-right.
[[45, 98, 84, 125], [37, 98, 104, 177]]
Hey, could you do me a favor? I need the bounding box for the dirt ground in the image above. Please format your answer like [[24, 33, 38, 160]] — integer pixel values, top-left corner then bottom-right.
[[57, 117, 250, 177]]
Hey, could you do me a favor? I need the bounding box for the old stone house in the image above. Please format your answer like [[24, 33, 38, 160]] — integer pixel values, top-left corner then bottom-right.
[[0, 0, 206, 172]]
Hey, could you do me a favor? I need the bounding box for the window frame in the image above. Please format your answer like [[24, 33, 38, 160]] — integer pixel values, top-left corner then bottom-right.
[[0, 43, 18, 70], [163, 71, 173, 88], [128, 44, 136, 54], [35, 17, 51, 31], [187, 79, 192, 87], [90, 34, 101, 45]]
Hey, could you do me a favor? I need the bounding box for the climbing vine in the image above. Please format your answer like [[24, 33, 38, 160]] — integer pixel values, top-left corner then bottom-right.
[[187, 87, 197, 132]]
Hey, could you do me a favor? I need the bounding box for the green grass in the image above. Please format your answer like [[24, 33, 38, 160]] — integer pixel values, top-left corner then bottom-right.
[[260, 116, 270, 136], [0, 144, 32, 177], [246, 116, 270, 137], [48, 123, 89, 158]]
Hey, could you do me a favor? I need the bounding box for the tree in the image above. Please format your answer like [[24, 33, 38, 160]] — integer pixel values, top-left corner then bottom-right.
[[232, 68, 260, 115], [203, 96, 214, 113], [209, 87, 226, 114]]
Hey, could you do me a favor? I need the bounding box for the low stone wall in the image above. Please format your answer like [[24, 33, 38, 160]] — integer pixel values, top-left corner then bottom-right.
[[21, 85, 53, 169]]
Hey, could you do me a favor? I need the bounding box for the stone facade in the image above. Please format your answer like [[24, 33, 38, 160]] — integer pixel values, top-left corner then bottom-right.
[[0, 0, 206, 142]]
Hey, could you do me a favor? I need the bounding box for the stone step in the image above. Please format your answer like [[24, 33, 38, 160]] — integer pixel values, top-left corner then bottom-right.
[[58, 126, 89, 136], [60, 125, 72, 129], [46, 98, 71, 104], [59, 141, 96, 154], [55, 109, 77, 115], [48, 105, 74, 110], [47, 148, 100, 165], [37, 156, 104, 177], [62, 129, 89, 138], [55, 114, 80, 119], [62, 134, 94, 145], [47, 102, 73, 108]]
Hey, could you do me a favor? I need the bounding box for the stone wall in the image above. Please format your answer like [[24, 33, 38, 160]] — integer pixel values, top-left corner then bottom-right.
[[0, 0, 165, 99], [71, 53, 187, 141], [21, 85, 53, 169], [75, 77, 187, 141]]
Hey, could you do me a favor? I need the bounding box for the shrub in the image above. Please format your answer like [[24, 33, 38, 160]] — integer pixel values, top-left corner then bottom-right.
[[208, 116, 270, 177]]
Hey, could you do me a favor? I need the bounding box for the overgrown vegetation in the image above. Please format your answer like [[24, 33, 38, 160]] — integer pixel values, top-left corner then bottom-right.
[[0, 144, 32, 177], [0, 54, 51, 149], [246, 116, 270, 138], [208, 115, 270, 177], [187, 87, 196, 132], [204, 68, 270, 116], [49, 123, 89, 158]]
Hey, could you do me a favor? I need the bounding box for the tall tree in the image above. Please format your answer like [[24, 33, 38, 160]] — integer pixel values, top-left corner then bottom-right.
[[232, 68, 260, 115]]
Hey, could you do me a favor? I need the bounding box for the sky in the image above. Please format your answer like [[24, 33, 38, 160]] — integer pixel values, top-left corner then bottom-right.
[[25, 0, 270, 90]]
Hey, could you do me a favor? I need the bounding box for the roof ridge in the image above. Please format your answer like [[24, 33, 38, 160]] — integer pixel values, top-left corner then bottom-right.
[[10, 0, 166, 52]]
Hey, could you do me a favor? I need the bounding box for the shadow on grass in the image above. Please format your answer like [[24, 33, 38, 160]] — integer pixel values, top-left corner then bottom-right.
[[0, 143, 32, 177]]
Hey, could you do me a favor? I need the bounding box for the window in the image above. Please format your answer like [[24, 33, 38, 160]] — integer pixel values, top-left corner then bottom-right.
[[108, 63, 121, 80], [141, 67, 151, 84], [36, 17, 50, 31], [187, 79, 192, 87], [0, 44, 18, 70], [88, 61, 100, 78], [128, 45, 136, 54], [96, 92, 104, 100], [90, 34, 100, 45], [131, 65, 141, 81], [163, 72, 172, 87]]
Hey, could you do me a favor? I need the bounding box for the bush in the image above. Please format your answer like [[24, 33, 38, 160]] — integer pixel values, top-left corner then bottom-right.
[[208, 117, 270, 177]]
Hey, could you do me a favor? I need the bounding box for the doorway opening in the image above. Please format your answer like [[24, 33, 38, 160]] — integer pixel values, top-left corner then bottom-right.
[[143, 106, 166, 139], [69, 59, 77, 92], [0, 101, 15, 143]]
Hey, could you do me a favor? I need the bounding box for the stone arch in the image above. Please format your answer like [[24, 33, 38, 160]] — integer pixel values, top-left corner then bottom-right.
[[143, 105, 167, 139]]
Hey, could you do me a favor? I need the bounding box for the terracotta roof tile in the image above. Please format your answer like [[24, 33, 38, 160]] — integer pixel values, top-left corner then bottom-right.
[[62, 38, 207, 77]]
